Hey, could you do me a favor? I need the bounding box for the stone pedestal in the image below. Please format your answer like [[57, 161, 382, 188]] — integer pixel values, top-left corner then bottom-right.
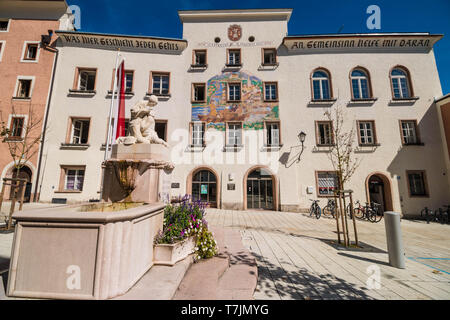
[[102, 144, 174, 203]]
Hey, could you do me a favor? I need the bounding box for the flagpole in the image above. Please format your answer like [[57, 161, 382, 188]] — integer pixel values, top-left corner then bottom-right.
[[100, 49, 121, 201]]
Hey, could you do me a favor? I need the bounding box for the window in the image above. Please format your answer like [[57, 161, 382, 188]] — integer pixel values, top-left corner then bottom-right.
[[227, 123, 242, 146], [151, 72, 170, 95], [0, 20, 9, 32], [70, 119, 90, 144], [155, 120, 167, 141], [262, 48, 277, 65], [23, 43, 38, 61], [16, 79, 32, 98], [391, 67, 411, 99], [227, 49, 241, 66], [357, 121, 377, 145], [77, 68, 96, 91], [192, 83, 206, 102], [9, 117, 25, 139], [316, 171, 339, 196], [0, 41, 5, 62], [351, 69, 371, 99], [193, 50, 207, 66], [316, 121, 333, 146], [191, 122, 205, 146], [265, 122, 280, 146], [407, 170, 428, 197], [61, 166, 85, 191], [312, 69, 331, 100], [228, 83, 241, 101], [400, 120, 420, 145], [125, 71, 133, 92], [264, 82, 278, 101]]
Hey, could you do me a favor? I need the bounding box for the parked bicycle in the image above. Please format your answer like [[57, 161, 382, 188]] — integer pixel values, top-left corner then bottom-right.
[[309, 199, 321, 219], [322, 199, 336, 218], [351, 200, 383, 223], [435, 206, 450, 224], [420, 206, 436, 224]]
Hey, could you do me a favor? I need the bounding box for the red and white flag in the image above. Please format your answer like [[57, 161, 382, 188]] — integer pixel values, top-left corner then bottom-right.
[[112, 60, 126, 141]]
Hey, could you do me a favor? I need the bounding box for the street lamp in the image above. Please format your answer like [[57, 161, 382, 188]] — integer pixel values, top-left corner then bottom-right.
[[297, 131, 306, 162]]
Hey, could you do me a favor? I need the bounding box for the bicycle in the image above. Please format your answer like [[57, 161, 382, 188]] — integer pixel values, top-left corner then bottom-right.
[[435, 206, 450, 224], [309, 199, 321, 219], [322, 199, 336, 218], [368, 202, 383, 223], [351, 201, 382, 222], [421, 206, 436, 224]]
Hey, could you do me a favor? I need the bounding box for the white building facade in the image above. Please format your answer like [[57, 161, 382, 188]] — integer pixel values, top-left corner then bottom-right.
[[38, 9, 450, 217]]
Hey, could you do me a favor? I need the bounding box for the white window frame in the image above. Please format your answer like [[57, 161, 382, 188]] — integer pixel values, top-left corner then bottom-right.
[[0, 40, 6, 62], [20, 41, 41, 63], [227, 123, 242, 146], [401, 121, 418, 144], [228, 49, 241, 65], [152, 73, 170, 95], [228, 83, 241, 101], [358, 121, 375, 145], [351, 71, 370, 99], [263, 48, 277, 65], [13, 76, 35, 99], [70, 119, 90, 144], [78, 69, 96, 91], [312, 72, 331, 100], [264, 83, 277, 101], [6, 114, 28, 140], [0, 19, 11, 33], [391, 69, 410, 99], [266, 122, 280, 146], [191, 122, 205, 146], [64, 168, 85, 191]]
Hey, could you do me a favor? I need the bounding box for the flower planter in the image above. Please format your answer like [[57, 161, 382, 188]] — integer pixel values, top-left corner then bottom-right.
[[154, 236, 196, 266]]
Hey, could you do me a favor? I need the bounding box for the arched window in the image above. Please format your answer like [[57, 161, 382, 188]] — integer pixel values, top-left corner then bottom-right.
[[192, 169, 217, 206], [390, 67, 411, 99], [351, 69, 371, 99], [311, 69, 331, 100]]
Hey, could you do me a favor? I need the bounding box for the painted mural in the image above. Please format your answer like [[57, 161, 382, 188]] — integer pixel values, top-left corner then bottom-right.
[[192, 71, 279, 130]]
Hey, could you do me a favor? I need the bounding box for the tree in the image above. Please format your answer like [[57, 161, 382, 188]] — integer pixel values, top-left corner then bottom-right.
[[0, 102, 44, 194], [323, 103, 361, 190]]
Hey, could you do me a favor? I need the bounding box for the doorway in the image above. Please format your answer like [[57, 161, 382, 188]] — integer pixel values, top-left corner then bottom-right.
[[8, 166, 33, 202], [191, 169, 217, 208], [366, 173, 393, 213], [246, 168, 274, 210]]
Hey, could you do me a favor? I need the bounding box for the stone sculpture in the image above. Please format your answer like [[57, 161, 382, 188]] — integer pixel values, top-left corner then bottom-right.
[[116, 95, 169, 147]]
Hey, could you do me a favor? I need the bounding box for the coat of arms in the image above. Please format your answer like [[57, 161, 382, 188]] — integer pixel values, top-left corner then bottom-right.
[[228, 25, 242, 41]]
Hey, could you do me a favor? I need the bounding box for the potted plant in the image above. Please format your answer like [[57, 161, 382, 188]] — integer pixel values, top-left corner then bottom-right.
[[154, 196, 217, 265]]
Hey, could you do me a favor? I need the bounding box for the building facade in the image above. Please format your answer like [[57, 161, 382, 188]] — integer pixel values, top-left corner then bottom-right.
[[38, 9, 449, 217], [0, 0, 74, 201]]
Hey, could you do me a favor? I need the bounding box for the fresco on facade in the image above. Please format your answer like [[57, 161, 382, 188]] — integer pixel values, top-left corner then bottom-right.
[[191, 71, 279, 130]]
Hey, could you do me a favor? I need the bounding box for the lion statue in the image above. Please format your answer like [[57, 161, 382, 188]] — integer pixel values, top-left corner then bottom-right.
[[116, 95, 169, 147]]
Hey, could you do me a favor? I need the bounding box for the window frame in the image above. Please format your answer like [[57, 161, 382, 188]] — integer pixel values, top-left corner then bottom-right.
[[264, 121, 281, 147], [261, 48, 277, 66], [58, 165, 86, 193], [311, 68, 333, 101], [315, 171, 340, 198], [149, 71, 170, 96], [399, 119, 421, 145], [225, 122, 243, 147], [315, 121, 334, 146], [0, 41, 6, 62], [110, 69, 134, 93], [191, 83, 206, 103], [356, 120, 378, 146], [226, 48, 242, 66], [7, 115, 27, 141], [263, 81, 278, 102], [406, 170, 429, 197], [227, 82, 242, 102], [390, 66, 414, 99], [66, 117, 91, 145], [350, 67, 373, 100], [0, 19, 11, 32], [13, 76, 35, 99], [190, 121, 206, 147], [72, 67, 97, 92], [20, 41, 40, 63], [192, 49, 207, 66]]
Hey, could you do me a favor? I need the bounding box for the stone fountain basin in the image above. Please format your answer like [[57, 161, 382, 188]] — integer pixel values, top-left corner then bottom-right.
[[7, 202, 165, 300]]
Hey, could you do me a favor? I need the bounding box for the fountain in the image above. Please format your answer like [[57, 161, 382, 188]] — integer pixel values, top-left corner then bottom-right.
[[6, 95, 174, 300]]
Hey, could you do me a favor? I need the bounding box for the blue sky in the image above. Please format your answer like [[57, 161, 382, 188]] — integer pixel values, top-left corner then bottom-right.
[[67, 0, 450, 94]]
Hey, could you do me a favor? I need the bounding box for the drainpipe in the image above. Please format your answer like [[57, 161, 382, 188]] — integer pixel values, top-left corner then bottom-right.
[[33, 43, 59, 202]]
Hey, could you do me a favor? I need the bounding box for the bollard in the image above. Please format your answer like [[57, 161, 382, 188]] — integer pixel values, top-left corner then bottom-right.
[[384, 211, 405, 269]]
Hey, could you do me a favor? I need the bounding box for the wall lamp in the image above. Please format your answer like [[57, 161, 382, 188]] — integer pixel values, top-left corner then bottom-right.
[[297, 131, 306, 161]]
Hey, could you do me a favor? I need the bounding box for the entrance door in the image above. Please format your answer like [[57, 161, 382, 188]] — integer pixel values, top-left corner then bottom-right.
[[192, 170, 217, 208], [247, 168, 274, 210], [9, 167, 32, 202], [368, 175, 385, 212]]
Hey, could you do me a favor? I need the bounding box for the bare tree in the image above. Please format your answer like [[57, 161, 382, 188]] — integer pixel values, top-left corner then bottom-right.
[[0, 103, 44, 182], [323, 103, 361, 190]]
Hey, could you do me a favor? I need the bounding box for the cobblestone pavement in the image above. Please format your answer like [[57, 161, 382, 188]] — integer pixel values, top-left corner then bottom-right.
[[205, 208, 450, 300]]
